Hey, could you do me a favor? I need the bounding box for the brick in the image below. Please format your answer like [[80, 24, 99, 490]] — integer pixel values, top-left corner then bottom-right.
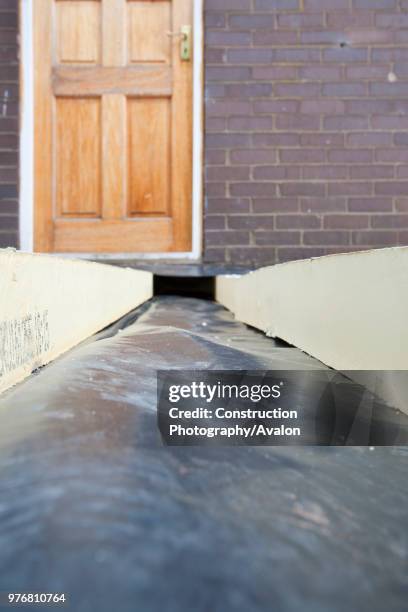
[[205, 150, 226, 165], [276, 114, 320, 130], [0, 214, 17, 230], [397, 167, 408, 179], [206, 0, 251, 9], [323, 48, 368, 63], [206, 133, 251, 149], [206, 101, 252, 117], [303, 166, 348, 180], [206, 31, 252, 46], [230, 149, 277, 165], [277, 14, 324, 28], [0, 183, 17, 199], [205, 84, 226, 98], [348, 198, 393, 212], [0, 12, 17, 28], [324, 215, 369, 229], [273, 48, 320, 62], [254, 231, 300, 246], [227, 215, 275, 230], [300, 100, 345, 114], [230, 183, 278, 197], [372, 116, 408, 130], [347, 133, 392, 147], [304, 231, 350, 245], [300, 198, 346, 213], [396, 199, 408, 212], [253, 31, 298, 46], [253, 198, 299, 213], [0, 232, 17, 248], [375, 182, 408, 195], [206, 67, 251, 82], [276, 215, 321, 229], [346, 99, 408, 115], [205, 49, 226, 64], [279, 183, 325, 197], [205, 216, 226, 231], [328, 182, 372, 196], [322, 83, 367, 97], [350, 165, 394, 179], [253, 100, 299, 114], [253, 133, 300, 146], [206, 117, 226, 132], [228, 15, 276, 29], [376, 13, 408, 27], [0, 167, 17, 182], [207, 167, 250, 181], [206, 198, 250, 214], [323, 116, 369, 130], [0, 47, 18, 63], [371, 214, 408, 229], [279, 149, 325, 163], [0, 132, 18, 149], [0, 31, 17, 45], [371, 82, 408, 97], [277, 247, 326, 262], [328, 149, 372, 163], [376, 149, 408, 162], [253, 166, 301, 180], [205, 12, 226, 28], [274, 83, 320, 97], [227, 116, 272, 131], [347, 29, 393, 44], [206, 231, 250, 246], [252, 66, 297, 80], [300, 133, 344, 147], [0, 0, 18, 9], [353, 0, 397, 8], [225, 83, 272, 97], [0, 199, 17, 214], [226, 247, 277, 264], [299, 66, 343, 80], [205, 248, 227, 263], [227, 48, 273, 64], [352, 231, 398, 246], [327, 12, 374, 28], [301, 31, 345, 45], [394, 133, 408, 146], [206, 183, 226, 197], [304, 0, 349, 8], [254, 0, 300, 9], [346, 65, 390, 80]]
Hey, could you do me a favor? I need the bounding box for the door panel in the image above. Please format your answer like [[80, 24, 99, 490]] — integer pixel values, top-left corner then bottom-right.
[[128, 98, 170, 216], [34, 0, 193, 253]]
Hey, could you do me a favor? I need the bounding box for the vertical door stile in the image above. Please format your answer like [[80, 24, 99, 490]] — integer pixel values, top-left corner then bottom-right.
[[34, 0, 54, 251], [102, 0, 126, 221], [171, 0, 193, 251]]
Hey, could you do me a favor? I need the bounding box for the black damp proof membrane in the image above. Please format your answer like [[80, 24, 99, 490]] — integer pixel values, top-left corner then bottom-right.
[[0, 297, 407, 612]]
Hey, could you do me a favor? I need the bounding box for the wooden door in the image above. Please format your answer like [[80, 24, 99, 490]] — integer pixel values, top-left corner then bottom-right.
[[34, 0, 193, 253]]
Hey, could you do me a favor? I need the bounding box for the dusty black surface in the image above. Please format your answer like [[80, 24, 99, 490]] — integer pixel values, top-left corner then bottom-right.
[[0, 298, 407, 612]]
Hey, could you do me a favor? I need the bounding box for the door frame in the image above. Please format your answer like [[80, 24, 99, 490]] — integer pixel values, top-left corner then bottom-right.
[[19, 0, 203, 260]]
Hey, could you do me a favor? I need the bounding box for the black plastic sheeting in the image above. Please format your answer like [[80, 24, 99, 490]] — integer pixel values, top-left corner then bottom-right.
[[0, 297, 407, 612]]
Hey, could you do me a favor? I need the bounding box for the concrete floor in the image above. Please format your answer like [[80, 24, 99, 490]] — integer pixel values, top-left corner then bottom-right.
[[0, 297, 406, 612]]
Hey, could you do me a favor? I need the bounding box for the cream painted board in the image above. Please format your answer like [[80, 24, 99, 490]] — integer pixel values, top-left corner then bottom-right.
[[216, 247, 408, 413], [0, 249, 153, 394]]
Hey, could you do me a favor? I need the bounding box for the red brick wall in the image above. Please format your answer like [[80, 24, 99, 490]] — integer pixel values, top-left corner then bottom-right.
[[204, 0, 408, 265], [0, 0, 18, 248]]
